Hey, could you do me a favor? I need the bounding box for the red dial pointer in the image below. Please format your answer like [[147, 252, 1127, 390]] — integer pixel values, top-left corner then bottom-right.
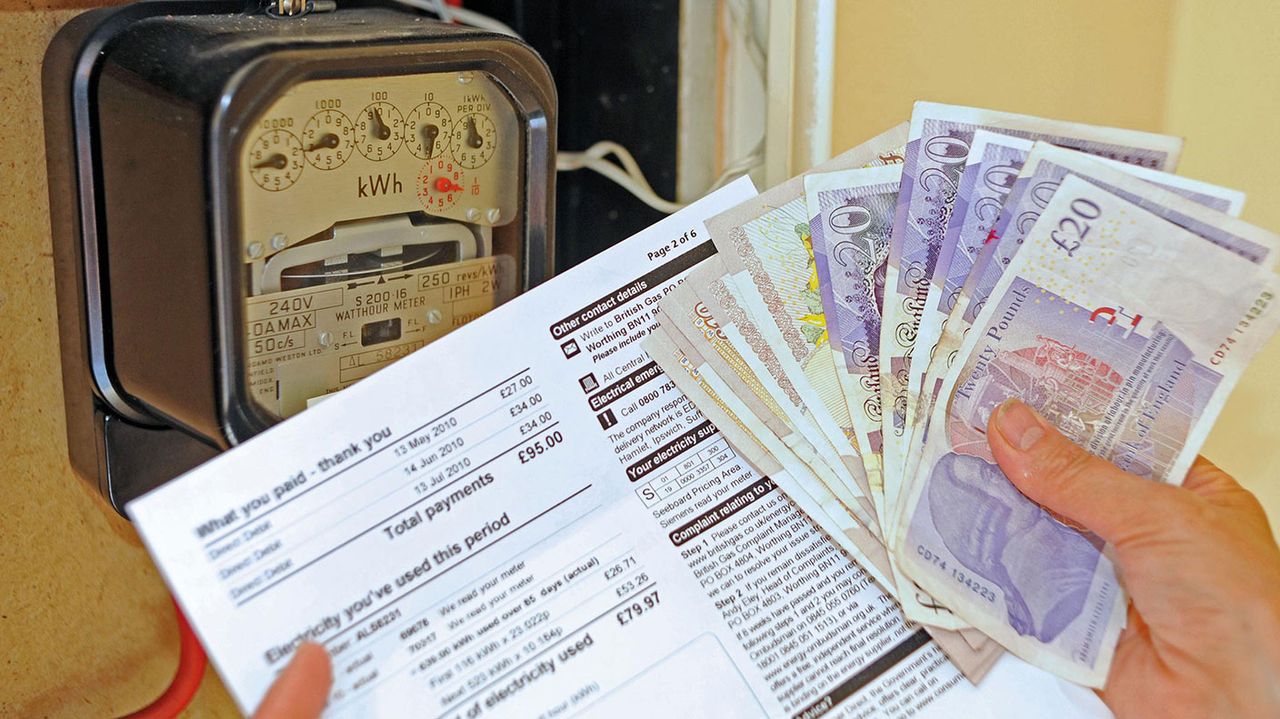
[[434, 177, 462, 193]]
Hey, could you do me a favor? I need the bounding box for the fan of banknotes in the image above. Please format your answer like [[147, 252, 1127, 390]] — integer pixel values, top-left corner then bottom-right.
[[641, 102, 1280, 687]]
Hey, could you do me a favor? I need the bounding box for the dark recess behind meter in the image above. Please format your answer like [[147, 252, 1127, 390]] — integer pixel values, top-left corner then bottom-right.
[[465, 0, 680, 271]]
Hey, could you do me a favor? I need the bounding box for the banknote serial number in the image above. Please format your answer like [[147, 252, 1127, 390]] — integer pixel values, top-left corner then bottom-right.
[[1213, 291, 1274, 366], [917, 545, 996, 603]]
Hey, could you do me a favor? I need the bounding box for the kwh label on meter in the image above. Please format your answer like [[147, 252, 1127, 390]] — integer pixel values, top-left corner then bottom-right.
[[357, 172, 403, 198]]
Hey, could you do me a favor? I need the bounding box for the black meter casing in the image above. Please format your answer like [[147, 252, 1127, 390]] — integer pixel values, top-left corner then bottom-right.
[[44, 2, 556, 513]]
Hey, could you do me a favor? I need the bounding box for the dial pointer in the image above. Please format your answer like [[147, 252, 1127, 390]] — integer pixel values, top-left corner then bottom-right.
[[371, 108, 391, 141], [422, 124, 439, 158], [253, 153, 288, 170], [306, 133, 340, 152]]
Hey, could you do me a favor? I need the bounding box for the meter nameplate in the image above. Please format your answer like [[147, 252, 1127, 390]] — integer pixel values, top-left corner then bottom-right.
[[245, 255, 516, 416], [241, 71, 521, 262]]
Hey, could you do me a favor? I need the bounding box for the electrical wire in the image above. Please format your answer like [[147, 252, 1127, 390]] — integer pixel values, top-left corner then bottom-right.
[[448, 6, 518, 36], [552, 1, 766, 213], [391, 0, 520, 37], [555, 142, 683, 214], [119, 597, 207, 719], [724, 0, 766, 74], [556, 141, 762, 214]]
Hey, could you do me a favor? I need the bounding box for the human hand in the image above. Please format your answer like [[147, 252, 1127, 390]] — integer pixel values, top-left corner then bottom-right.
[[987, 399, 1280, 719], [252, 642, 332, 719]]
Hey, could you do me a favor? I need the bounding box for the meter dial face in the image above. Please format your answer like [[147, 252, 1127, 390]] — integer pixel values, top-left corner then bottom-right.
[[355, 102, 405, 161], [417, 157, 473, 213], [240, 71, 530, 423], [301, 110, 356, 170], [248, 129, 305, 191], [405, 102, 454, 161], [451, 113, 496, 168]]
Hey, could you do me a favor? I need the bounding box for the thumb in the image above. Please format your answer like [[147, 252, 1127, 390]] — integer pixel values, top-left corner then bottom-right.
[[987, 399, 1179, 545]]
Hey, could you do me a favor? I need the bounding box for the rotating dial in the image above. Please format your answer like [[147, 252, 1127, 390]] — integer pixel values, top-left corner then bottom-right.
[[355, 101, 404, 161], [405, 102, 454, 161], [418, 157, 474, 213], [248, 129, 304, 191], [302, 110, 356, 170], [451, 112, 496, 168]]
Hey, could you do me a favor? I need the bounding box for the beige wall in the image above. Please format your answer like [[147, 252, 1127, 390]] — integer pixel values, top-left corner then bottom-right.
[[0, 4, 242, 716], [833, 0, 1280, 532], [1165, 1, 1280, 500], [832, 1, 1177, 148]]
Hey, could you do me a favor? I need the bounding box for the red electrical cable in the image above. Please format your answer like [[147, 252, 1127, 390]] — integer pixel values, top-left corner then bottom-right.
[[120, 597, 207, 719]]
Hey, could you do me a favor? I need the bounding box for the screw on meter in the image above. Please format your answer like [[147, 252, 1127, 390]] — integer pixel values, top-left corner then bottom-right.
[[451, 112, 496, 168], [249, 129, 305, 191], [418, 157, 473, 212], [302, 109, 356, 170], [355, 101, 404, 161], [405, 101, 454, 160]]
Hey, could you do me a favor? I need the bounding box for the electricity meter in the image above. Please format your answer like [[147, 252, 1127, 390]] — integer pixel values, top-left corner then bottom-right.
[[44, 1, 556, 512]]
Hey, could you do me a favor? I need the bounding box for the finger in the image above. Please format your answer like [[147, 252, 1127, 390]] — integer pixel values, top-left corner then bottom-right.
[[1183, 456, 1275, 535], [252, 641, 333, 719], [987, 399, 1180, 544], [1181, 455, 1246, 497], [1181, 456, 1228, 492]]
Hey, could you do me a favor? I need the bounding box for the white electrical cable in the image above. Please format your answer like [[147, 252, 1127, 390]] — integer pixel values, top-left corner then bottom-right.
[[556, 140, 763, 214], [724, 0, 766, 73], [556, 142, 684, 214], [551, 4, 769, 215], [448, 6, 519, 36], [713, 141, 765, 188], [392, 0, 521, 37]]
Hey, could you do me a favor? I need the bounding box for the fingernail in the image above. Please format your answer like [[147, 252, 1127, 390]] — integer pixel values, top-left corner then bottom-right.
[[995, 399, 1045, 452]]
